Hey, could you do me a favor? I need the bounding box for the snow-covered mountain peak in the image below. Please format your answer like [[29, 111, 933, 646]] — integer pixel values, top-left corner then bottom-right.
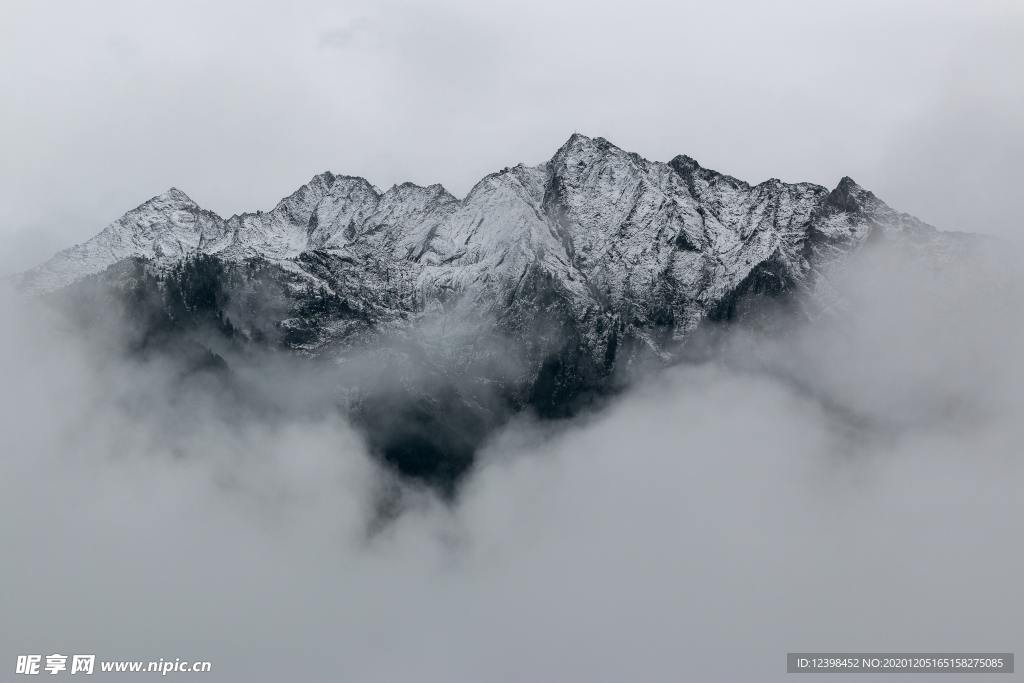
[[823, 175, 882, 214], [18, 135, 969, 305], [154, 187, 198, 206], [126, 187, 202, 215], [16, 185, 229, 291], [383, 181, 455, 203], [552, 133, 635, 170], [668, 154, 702, 173], [556, 132, 594, 152], [271, 172, 339, 221]]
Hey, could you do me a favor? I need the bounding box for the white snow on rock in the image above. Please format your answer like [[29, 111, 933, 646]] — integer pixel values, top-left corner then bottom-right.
[[18, 134, 970, 335]]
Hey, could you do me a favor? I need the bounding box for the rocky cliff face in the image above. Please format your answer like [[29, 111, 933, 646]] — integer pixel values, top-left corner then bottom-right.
[[17, 134, 974, 491]]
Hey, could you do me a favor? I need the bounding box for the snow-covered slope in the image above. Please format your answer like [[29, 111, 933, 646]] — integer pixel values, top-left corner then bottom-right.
[[20, 189, 230, 292]]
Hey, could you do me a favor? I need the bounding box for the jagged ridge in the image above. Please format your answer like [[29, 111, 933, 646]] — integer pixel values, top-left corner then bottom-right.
[[16, 134, 975, 490]]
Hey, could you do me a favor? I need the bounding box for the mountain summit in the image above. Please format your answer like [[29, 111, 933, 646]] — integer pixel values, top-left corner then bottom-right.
[[22, 134, 962, 306]]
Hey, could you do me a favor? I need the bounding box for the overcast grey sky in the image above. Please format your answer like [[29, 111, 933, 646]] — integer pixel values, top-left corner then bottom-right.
[[1, 0, 1021, 273]]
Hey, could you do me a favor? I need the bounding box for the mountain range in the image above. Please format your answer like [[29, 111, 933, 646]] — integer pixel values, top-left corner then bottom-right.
[[16, 134, 974, 491]]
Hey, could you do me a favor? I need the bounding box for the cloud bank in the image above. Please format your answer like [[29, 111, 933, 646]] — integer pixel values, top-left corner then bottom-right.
[[1, 240, 1021, 682]]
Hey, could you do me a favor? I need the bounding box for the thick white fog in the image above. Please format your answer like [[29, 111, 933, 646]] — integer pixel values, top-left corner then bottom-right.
[[1, 240, 1020, 681]]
